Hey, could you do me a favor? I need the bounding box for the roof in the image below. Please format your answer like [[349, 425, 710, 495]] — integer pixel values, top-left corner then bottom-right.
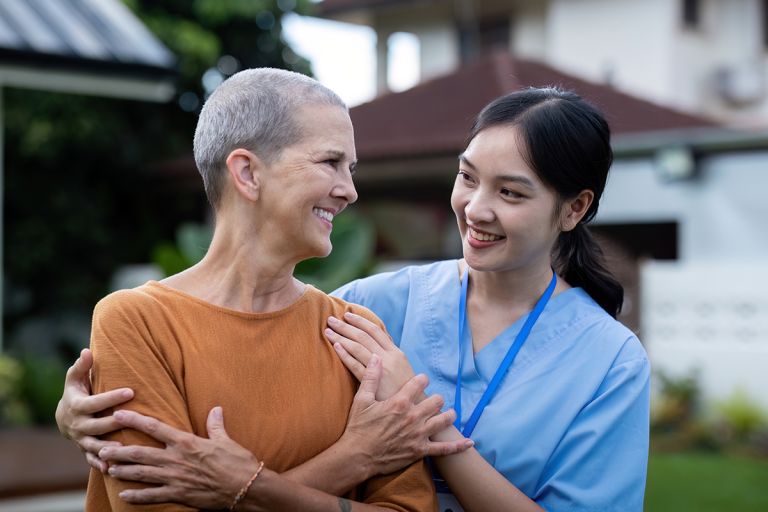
[[315, 0, 415, 17], [0, 0, 175, 76], [350, 49, 718, 160]]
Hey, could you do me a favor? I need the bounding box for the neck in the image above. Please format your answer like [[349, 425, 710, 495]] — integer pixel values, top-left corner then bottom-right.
[[464, 260, 559, 311], [163, 217, 305, 313]]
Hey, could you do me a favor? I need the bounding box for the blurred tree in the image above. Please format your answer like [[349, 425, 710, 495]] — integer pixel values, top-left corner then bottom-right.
[[4, 0, 313, 379]]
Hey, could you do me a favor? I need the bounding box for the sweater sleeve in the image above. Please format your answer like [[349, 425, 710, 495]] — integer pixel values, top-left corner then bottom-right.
[[87, 290, 196, 512]]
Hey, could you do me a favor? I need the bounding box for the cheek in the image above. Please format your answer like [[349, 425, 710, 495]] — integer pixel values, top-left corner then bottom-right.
[[450, 186, 465, 219]]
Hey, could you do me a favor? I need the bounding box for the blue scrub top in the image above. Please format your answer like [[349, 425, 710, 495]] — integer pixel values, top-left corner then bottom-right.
[[333, 260, 650, 512]]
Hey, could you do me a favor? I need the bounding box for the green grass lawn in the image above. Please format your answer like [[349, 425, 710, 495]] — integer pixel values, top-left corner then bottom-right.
[[645, 452, 768, 511]]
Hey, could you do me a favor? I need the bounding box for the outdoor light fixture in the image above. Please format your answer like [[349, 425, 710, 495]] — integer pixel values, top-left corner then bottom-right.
[[654, 145, 697, 182]]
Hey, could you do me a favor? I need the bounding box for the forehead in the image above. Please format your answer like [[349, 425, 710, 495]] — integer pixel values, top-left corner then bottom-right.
[[463, 125, 535, 175], [293, 103, 355, 151]]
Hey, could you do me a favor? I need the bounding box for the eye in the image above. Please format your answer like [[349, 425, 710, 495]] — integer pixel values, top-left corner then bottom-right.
[[323, 158, 339, 167], [457, 170, 475, 183], [500, 188, 525, 199]]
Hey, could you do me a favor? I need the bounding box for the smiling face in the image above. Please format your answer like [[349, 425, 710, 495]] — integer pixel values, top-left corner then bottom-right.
[[257, 103, 358, 262], [451, 124, 563, 275]]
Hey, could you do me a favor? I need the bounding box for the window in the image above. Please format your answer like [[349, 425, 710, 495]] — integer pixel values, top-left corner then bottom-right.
[[763, 0, 768, 49], [682, 0, 700, 29]]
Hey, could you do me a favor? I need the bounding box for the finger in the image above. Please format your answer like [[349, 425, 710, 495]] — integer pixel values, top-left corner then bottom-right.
[[342, 312, 397, 350], [328, 332, 373, 367], [108, 463, 169, 485], [75, 415, 126, 436], [119, 485, 176, 504], [355, 353, 381, 404], [74, 388, 134, 415], [65, 349, 93, 384], [414, 393, 445, 418], [85, 452, 109, 473], [332, 343, 366, 381], [206, 406, 231, 441], [394, 373, 429, 403], [113, 410, 181, 445], [326, 316, 379, 354], [99, 444, 170, 466], [424, 409, 457, 436], [425, 438, 475, 457], [79, 436, 122, 456]]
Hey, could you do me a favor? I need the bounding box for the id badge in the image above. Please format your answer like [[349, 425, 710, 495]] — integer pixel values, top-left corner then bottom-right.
[[437, 491, 464, 512]]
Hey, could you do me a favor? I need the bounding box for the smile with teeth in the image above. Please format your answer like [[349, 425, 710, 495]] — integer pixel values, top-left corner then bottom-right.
[[313, 207, 334, 223], [469, 227, 504, 242]]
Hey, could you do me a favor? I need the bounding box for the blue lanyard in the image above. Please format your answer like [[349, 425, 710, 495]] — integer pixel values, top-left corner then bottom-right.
[[454, 268, 557, 437]]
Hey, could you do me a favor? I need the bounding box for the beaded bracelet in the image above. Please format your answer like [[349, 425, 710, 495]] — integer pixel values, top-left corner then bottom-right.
[[229, 460, 265, 511]]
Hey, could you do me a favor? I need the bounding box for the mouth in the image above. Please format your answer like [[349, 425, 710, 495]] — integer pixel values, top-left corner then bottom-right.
[[313, 207, 335, 227], [468, 226, 505, 243]]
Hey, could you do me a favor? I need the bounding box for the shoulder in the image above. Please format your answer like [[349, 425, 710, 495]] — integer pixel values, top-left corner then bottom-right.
[[561, 288, 648, 366], [93, 283, 162, 321], [331, 259, 457, 305]]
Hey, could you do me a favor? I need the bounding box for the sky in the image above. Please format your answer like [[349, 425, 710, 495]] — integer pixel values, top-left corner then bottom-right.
[[282, 13, 420, 106]]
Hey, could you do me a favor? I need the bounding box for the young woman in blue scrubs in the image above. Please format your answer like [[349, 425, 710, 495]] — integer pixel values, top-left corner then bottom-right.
[[55, 88, 649, 511], [325, 88, 649, 511]]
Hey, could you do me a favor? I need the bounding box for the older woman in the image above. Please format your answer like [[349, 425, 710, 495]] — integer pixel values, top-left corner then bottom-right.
[[69, 68, 469, 512]]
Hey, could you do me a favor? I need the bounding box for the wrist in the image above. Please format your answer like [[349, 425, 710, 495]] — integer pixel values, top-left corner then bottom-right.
[[337, 430, 377, 479]]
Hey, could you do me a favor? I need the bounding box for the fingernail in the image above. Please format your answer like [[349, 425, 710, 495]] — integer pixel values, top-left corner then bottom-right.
[[121, 389, 133, 398], [214, 406, 223, 419], [327, 316, 339, 325], [344, 312, 355, 319], [114, 410, 127, 421], [108, 466, 116, 475], [324, 328, 335, 338]]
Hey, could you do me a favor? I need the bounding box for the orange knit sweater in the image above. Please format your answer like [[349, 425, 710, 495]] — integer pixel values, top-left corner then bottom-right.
[[87, 281, 437, 511]]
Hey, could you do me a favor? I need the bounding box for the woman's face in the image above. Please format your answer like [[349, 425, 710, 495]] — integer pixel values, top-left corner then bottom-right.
[[450, 125, 562, 275], [257, 104, 358, 262]]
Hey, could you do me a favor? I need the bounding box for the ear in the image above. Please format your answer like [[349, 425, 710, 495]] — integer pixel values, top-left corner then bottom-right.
[[559, 189, 595, 232], [225, 149, 263, 202]]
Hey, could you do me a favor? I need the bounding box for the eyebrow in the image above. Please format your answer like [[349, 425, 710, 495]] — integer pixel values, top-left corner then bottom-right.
[[458, 154, 536, 189], [323, 149, 358, 174]]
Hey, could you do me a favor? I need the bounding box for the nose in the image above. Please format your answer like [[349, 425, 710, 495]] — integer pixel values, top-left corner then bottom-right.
[[333, 169, 358, 205], [463, 190, 494, 224]]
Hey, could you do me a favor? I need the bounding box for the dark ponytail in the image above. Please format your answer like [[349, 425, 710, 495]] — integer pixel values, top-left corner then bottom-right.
[[470, 87, 624, 317], [553, 225, 623, 317]]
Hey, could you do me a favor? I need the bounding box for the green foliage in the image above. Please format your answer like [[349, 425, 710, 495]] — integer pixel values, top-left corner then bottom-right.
[[717, 390, 768, 442], [0, 355, 31, 426], [17, 356, 67, 425], [296, 211, 376, 292], [6, 0, 313, 353], [152, 223, 214, 276], [651, 368, 701, 432]]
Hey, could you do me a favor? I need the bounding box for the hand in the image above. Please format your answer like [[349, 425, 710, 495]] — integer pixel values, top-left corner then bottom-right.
[[55, 348, 134, 472], [341, 354, 473, 476], [326, 312, 416, 400], [99, 407, 260, 509]]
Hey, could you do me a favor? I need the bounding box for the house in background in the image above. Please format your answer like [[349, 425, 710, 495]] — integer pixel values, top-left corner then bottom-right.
[[315, 0, 768, 410], [0, 0, 176, 509], [319, 0, 768, 127]]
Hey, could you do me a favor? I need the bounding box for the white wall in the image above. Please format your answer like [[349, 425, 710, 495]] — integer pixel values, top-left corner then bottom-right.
[[546, 0, 677, 104], [642, 261, 768, 410], [597, 150, 768, 262]]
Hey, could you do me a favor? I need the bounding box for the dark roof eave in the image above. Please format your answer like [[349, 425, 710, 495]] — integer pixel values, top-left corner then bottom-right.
[[0, 48, 178, 80]]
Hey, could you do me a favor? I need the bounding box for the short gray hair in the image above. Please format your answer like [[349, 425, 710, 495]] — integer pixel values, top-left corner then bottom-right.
[[193, 68, 347, 208]]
